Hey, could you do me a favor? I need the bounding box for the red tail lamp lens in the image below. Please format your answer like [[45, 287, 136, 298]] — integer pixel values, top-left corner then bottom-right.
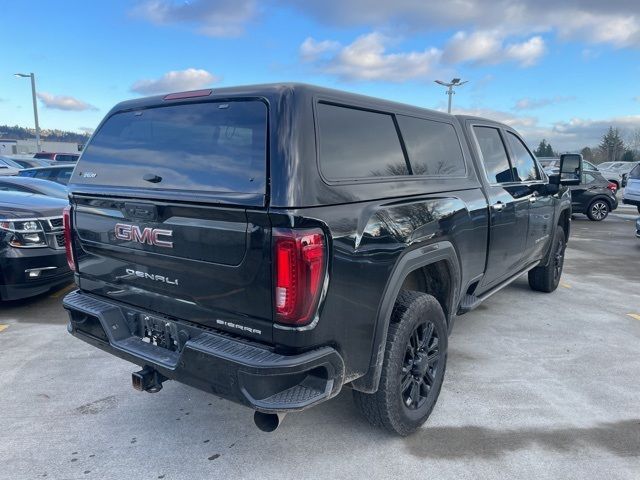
[[273, 228, 326, 326]]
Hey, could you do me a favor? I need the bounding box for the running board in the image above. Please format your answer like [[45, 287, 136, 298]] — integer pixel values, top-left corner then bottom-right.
[[457, 262, 539, 315]]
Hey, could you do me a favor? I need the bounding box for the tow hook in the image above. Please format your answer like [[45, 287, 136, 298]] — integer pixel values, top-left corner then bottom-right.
[[253, 411, 287, 432], [132, 366, 167, 393]]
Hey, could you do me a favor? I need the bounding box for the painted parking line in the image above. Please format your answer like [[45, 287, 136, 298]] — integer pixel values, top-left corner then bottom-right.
[[0, 324, 8, 333], [561, 283, 572, 289], [49, 283, 75, 299], [627, 314, 640, 321]]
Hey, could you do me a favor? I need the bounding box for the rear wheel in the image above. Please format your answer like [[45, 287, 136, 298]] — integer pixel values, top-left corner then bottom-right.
[[528, 226, 566, 293], [587, 199, 609, 221], [353, 291, 447, 436]]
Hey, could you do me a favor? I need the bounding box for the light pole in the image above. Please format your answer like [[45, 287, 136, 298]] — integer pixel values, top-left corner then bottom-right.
[[15, 72, 41, 152], [435, 78, 468, 114]]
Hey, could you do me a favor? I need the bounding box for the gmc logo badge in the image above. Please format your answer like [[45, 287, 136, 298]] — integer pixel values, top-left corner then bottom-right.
[[114, 223, 173, 248]]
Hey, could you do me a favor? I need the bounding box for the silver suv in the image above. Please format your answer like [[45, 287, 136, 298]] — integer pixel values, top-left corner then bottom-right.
[[622, 164, 640, 213]]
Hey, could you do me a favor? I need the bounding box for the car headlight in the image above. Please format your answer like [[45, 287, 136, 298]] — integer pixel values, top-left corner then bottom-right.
[[0, 220, 47, 247]]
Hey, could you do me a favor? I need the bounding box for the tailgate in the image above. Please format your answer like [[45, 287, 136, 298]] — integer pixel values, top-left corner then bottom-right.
[[68, 97, 273, 341], [72, 195, 273, 342]]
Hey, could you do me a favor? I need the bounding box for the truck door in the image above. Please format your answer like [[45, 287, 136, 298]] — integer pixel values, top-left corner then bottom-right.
[[504, 131, 555, 262], [471, 125, 529, 289]]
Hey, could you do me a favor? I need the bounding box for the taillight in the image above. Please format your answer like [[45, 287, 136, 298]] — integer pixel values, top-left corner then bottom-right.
[[62, 205, 76, 272], [273, 228, 326, 326], [607, 182, 617, 192]]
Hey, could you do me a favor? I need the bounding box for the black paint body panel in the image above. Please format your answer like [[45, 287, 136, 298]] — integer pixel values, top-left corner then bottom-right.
[[66, 83, 570, 396]]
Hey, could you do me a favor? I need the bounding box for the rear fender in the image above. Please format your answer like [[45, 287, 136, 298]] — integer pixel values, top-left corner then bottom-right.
[[350, 241, 460, 393]]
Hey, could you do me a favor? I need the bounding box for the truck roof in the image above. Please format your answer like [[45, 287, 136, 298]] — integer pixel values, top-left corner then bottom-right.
[[107, 82, 496, 125]]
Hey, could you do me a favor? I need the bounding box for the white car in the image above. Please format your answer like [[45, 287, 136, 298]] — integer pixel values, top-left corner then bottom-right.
[[0, 156, 22, 176], [622, 164, 640, 213], [597, 161, 639, 189]]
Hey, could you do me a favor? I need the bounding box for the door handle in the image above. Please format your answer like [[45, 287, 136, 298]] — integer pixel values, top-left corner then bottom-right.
[[492, 201, 505, 211], [529, 195, 538, 204]]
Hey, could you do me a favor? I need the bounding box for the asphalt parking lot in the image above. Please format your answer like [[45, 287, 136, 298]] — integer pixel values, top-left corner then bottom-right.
[[1, 205, 639, 480]]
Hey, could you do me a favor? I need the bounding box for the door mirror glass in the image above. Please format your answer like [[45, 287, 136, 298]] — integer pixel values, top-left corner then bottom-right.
[[559, 153, 582, 186]]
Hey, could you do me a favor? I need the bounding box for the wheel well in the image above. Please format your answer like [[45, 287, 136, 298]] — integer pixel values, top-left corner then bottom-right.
[[399, 260, 452, 322], [589, 196, 611, 208], [558, 208, 570, 238]]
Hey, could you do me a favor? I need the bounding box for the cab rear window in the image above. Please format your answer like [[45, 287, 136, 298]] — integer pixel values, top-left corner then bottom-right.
[[73, 100, 267, 194]]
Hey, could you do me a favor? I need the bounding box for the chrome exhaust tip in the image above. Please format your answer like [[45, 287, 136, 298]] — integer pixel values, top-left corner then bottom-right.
[[253, 411, 286, 432]]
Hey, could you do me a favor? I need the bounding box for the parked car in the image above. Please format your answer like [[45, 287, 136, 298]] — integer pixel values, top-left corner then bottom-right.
[[615, 161, 640, 187], [10, 157, 52, 169], [596, 161, 638, 189], [0, 156, 22, 176], [537, 157, 559, 174], [570, 170, 618, 220], [538, 157, 596, 176], [18, 165, 75, 185], [622, 164, 640, 213], [63, 83, 576, 436], [33, 152, 79, 163], [0, 176, 68, 199], [0, 191, 72, 300]]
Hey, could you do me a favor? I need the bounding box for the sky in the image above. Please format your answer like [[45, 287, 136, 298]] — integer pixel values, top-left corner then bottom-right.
[[1, 0, 639, 151]]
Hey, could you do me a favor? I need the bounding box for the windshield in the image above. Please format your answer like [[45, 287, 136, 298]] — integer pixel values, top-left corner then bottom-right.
[[0, 156, 23, 169], [73, 100, 268, 195]]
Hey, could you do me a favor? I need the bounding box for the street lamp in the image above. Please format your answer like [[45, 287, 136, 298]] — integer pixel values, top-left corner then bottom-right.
[[14, 72, 41, 152], [435, 77, 468, 114]]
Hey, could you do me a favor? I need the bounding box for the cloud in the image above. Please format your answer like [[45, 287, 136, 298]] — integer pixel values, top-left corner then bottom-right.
[[442, 30, 545, 67], [513, 96, 575, 111], [37, 93, 98, 111], [451, 107, 538, 129], [78, 127, 95, 134], [130, 68, 219, 95], [131, 0, 257, 37], [503, 36, 546, 66], [285, 1, 640, 48], [300, 33, 441, 82], [299, 37, 341, 61]]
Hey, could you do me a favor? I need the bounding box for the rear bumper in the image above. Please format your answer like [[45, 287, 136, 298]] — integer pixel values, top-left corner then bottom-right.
[[63, 290, 345, 413], [622, 197, 640, 207]]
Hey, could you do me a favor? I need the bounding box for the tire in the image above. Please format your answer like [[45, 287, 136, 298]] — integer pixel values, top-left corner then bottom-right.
[[353, 291, 448, 436], [528, 226, 566, 293], [586, 199, 610, 221]]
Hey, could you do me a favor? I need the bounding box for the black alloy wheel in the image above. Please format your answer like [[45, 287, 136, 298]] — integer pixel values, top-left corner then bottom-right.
[[400, 321, 440, 410]]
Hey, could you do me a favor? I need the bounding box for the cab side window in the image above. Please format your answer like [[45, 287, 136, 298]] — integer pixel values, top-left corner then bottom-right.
[[506, 132, 540, 182], [473, 126, 513, 183]]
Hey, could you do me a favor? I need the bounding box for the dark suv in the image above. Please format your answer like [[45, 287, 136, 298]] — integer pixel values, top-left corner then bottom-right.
[[570, 170, 618, 221], [62, 84, 574, 435]]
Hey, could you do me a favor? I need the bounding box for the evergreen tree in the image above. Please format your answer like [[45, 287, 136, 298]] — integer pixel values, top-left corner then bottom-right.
[[534, 139, 550, 156], [599, 127, 625, 163], [580, 147, 594, 163], [544, 142, 555, 156], [621, 149, 635, 162]]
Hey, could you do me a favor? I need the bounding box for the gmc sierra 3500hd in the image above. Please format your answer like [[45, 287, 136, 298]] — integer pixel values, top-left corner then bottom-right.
[[63, 84, 580, 435]]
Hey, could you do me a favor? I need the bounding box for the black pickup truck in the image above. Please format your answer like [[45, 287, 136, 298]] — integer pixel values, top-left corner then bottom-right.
[[63, 84, 579, 435]]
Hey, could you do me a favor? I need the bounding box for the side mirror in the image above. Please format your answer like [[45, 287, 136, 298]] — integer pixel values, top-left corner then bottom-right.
[[559, 153, 582, 186]]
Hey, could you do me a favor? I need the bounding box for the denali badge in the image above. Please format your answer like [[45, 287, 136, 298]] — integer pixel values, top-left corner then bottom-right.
[[216, 319, 262, 335], [115, 223, 173, 248], [125, 268, 179, 285]]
